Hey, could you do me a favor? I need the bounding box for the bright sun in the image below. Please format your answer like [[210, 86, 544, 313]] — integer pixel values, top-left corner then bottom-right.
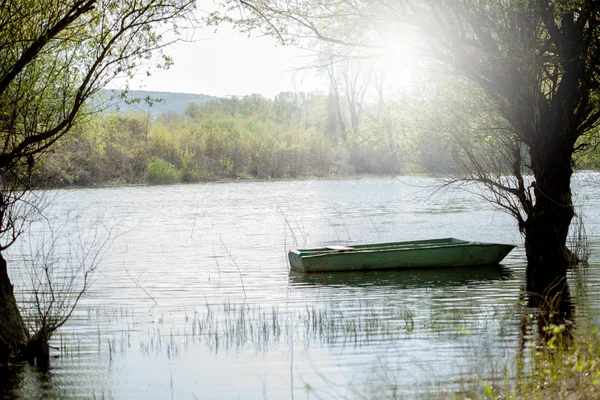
[[373, 39, 420, 90]]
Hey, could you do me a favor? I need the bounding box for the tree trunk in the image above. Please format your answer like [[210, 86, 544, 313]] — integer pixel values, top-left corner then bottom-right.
[[0, 252, 28, 362], [26, 331, 50, 371], [524, 206, 573, 293], [524, 147, 574, 294]]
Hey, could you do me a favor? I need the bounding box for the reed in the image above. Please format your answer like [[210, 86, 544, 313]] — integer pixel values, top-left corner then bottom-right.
[[41, 299, 600, 399]]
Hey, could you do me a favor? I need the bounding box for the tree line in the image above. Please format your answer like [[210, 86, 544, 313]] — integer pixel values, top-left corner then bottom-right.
[[33, 90, 457, 186], [35, 86, 600, 188]]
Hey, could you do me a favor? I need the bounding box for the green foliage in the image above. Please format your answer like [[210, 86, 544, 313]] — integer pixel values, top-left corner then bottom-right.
[[179, 148, 207, 182], [147, 157, 179, 185], [0, 0, 196, 174], [478, 325, 600, 400], [34, 88, 481, 186], [36, 80, 600, 190], [574, 131, 600, 170]]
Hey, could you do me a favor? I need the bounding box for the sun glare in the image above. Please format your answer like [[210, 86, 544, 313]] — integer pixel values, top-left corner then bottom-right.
[[373, 39, 420, 90]]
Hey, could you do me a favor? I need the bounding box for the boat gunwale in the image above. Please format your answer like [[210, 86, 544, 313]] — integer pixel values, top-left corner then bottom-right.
[[290, 239, 515, 259]]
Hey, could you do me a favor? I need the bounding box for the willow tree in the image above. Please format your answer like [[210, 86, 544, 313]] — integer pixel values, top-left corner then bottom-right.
[[219, 0, 600, 290], [0, 0, 195, 364]]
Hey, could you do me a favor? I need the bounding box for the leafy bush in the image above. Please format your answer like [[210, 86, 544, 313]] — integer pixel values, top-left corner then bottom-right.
[[147, 157, 179, 184]]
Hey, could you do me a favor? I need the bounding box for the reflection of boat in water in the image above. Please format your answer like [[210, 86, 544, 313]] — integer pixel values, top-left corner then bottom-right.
[[288, 238, 515, 273], [288, 264, 513, 289]]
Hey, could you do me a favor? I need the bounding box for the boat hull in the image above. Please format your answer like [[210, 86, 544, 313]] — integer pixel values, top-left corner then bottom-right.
[[288, 238, 515, 273]]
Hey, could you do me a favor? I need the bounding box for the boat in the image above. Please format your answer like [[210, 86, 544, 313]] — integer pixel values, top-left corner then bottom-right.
[[288, 238, 515, 273]]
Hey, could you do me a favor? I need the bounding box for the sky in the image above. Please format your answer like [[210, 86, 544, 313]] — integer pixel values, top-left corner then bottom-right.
[[122, 24, 329, 99], [114, 7, 422, 101]]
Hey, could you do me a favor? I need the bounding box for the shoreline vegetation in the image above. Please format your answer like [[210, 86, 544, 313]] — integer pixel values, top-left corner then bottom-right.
[[32, 92, 600, 190], [34, 93, 431, 188], [467, 325, 600, 400], [33, 171, 426, 190], [32, 168, 600, 191]]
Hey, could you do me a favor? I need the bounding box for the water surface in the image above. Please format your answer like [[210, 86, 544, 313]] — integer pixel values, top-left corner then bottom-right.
[[4, 174, 600, 399]]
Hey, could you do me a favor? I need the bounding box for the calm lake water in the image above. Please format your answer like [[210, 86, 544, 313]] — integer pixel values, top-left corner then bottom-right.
[[3, 174, 600, 399]]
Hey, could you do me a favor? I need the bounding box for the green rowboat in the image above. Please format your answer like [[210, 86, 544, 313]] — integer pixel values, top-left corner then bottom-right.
[[288, 238, 515, 273]]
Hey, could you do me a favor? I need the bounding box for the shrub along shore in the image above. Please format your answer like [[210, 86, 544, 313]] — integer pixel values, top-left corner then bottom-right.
[[34, 93, 600, 189], [32, 93, 462, 187]]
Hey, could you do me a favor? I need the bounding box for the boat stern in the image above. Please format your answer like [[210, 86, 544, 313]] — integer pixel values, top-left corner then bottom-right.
[[288, 249, 306, 272]]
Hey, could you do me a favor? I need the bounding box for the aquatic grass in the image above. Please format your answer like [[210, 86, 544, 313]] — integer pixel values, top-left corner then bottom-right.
[[511, 325, 600, 399], [408, 324, 600, 400], [43, 299, 529, 400], [45, 296, 525, 385], [107, 338, 114, 362], [50, 300, 517, 364], [42, 301, 584, 400], [128, 301, 425, 356]]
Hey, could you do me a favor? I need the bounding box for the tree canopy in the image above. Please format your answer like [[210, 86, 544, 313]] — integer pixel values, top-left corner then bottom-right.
[[0, 0, 194, 173]]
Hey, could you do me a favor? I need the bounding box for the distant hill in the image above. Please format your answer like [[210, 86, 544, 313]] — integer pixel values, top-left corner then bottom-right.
[[96, 90, 220, 116]]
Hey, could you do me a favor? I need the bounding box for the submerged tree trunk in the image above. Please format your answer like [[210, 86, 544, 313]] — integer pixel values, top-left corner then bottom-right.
[[520, 144, 576, 347], [26, 331, 50, 371], [0, 252, 28, 362], [0, 251, 53, 370], [524, 144, 575, 294]]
